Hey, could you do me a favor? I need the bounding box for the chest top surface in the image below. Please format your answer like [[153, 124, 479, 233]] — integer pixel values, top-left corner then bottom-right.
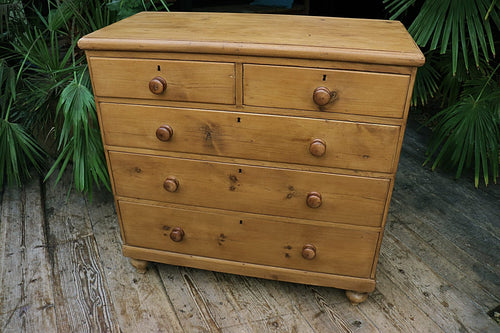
[[78, 12, 424, 66]]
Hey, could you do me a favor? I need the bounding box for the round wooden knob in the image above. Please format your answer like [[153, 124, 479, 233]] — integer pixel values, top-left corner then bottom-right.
[[149, 76, 167, 95], [170, 227, 185, 242], [309, 139, 326, 157], [302, 244, 316, 260], [156, 125, 173, 141], [306, 192, 322, 208], [163, 177, 179, 192], [313, 87, 336, 106]]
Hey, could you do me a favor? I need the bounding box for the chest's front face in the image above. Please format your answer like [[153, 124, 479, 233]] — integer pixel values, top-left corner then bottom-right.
[[79, 12, 424, 303]]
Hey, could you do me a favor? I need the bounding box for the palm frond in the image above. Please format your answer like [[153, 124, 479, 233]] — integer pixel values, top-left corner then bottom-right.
[[107, 0, 169, 20], [0, 119, 46, 187], [45, 72, 110, 195], [411, 51, 440, 107], [384, 0, 499, 75], [424, 67, 500, 187], [0, 55, 47, 188]]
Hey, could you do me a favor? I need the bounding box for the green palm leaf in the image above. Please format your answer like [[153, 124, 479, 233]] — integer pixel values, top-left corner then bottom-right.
[[0, 59, 46, 188], [424, 67, 500, 187], [384, 0, 499, 75], [45, 71, 110, 196], [411, 51, 440, 107], [0, 119, 46, 187]]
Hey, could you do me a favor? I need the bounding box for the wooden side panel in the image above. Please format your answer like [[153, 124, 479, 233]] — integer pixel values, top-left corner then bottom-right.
[[243, 64, 410, 118], [100, 103, 401, 173], [109, 151, 390, 227], [89, 57, 235, 104], [119, 200, 379, 277]]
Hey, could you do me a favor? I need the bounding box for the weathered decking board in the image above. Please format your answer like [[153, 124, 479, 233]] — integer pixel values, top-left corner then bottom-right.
[[1, 121, 499, 332], [85, 189, 184, 332], [43, 172, 120, 332], [0, 178, 57, 333]]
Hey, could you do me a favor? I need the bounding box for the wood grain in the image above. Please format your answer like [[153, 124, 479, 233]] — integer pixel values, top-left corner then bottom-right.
[[78, 12, 425, 66], [3, 121, 499, 331], [119, 199, 379, 277], [90, 57, 235, 104], [85, 189, 185, 332], [80, 11, 424, 299], [109, 151, 390, 227], [123, 245, 376, 292], [99, 103, 401, 173], [359, 270, 446, 333], [285, 285, 379, 332], [84, 50, 417, 76], [50, 236, 120, 332], [244, 64, 410, 118], [378, 234, 499, 332], [0, 179, 57, 332], [386, 211, 499, 312], [388, 124, 500, 310], [156, 266, 317, 332], [44, 169, 120, 332]]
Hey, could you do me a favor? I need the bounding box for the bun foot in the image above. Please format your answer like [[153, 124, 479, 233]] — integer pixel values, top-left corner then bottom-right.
[[345, 290, 369, 305], [130, 258, 148, 274]]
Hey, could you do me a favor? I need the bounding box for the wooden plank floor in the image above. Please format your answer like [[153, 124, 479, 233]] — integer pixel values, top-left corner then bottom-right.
[[1, 121, 499, 332]]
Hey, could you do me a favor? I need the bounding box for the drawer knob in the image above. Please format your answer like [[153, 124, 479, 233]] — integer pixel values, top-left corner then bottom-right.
[[309, 139, 326, 157], [302, 244, 317, 260], [163, 176, 179, 192], [156, 125, 173, 141], [306, 192, 322, 208], [149, 76, 167, 95], [313, 87, 337, 106], [170, 227, 185, 242]]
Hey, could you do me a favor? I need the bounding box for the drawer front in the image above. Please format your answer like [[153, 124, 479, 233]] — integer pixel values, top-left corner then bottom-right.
[[243, 64, 410, 118], [89, 57, 235, 104], [119, 200, 379, 278], [100, 103, 401, 173], [109, 151, 390, 227]]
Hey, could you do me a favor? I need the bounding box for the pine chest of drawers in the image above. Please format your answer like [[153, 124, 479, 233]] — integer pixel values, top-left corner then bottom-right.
[[79, 12, 424, 303]]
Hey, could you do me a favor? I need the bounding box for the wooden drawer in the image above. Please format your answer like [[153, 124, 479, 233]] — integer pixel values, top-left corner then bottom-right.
[[119, 200, 379, 278], [109, 151, 390, 227], [89, 57, 235, 104], [100, 103, 401, 173], [243, 64, 410, 118]]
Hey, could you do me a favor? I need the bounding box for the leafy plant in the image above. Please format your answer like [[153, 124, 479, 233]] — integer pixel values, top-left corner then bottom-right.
[[384, 0, 499, 75], [0, 57, 46, 188], [0, 0, 169, 195], [384, 0, 500, 187], [410, 51, 440, 107], [46, 69, 109, 194], [424, 66, 500, 187], [108, 0, 169, 20]]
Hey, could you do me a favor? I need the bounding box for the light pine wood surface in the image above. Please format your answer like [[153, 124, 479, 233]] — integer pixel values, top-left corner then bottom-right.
[[90, 57, 236, 104], [78, 12, 425, 66], [81, 12, 424, 293], [243, 64, 410, 118], [108, 151, 390, 227], [99, 103, 401, 173], [1, 122, 499, 332]]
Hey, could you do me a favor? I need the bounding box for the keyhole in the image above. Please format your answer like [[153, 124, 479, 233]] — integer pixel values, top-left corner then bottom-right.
[[322, 74, 327, 81], [239, 220, 243, 224], [238, 169, 242, 173], [157, 65, 161, 71], [237, 117, 241, 123]]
